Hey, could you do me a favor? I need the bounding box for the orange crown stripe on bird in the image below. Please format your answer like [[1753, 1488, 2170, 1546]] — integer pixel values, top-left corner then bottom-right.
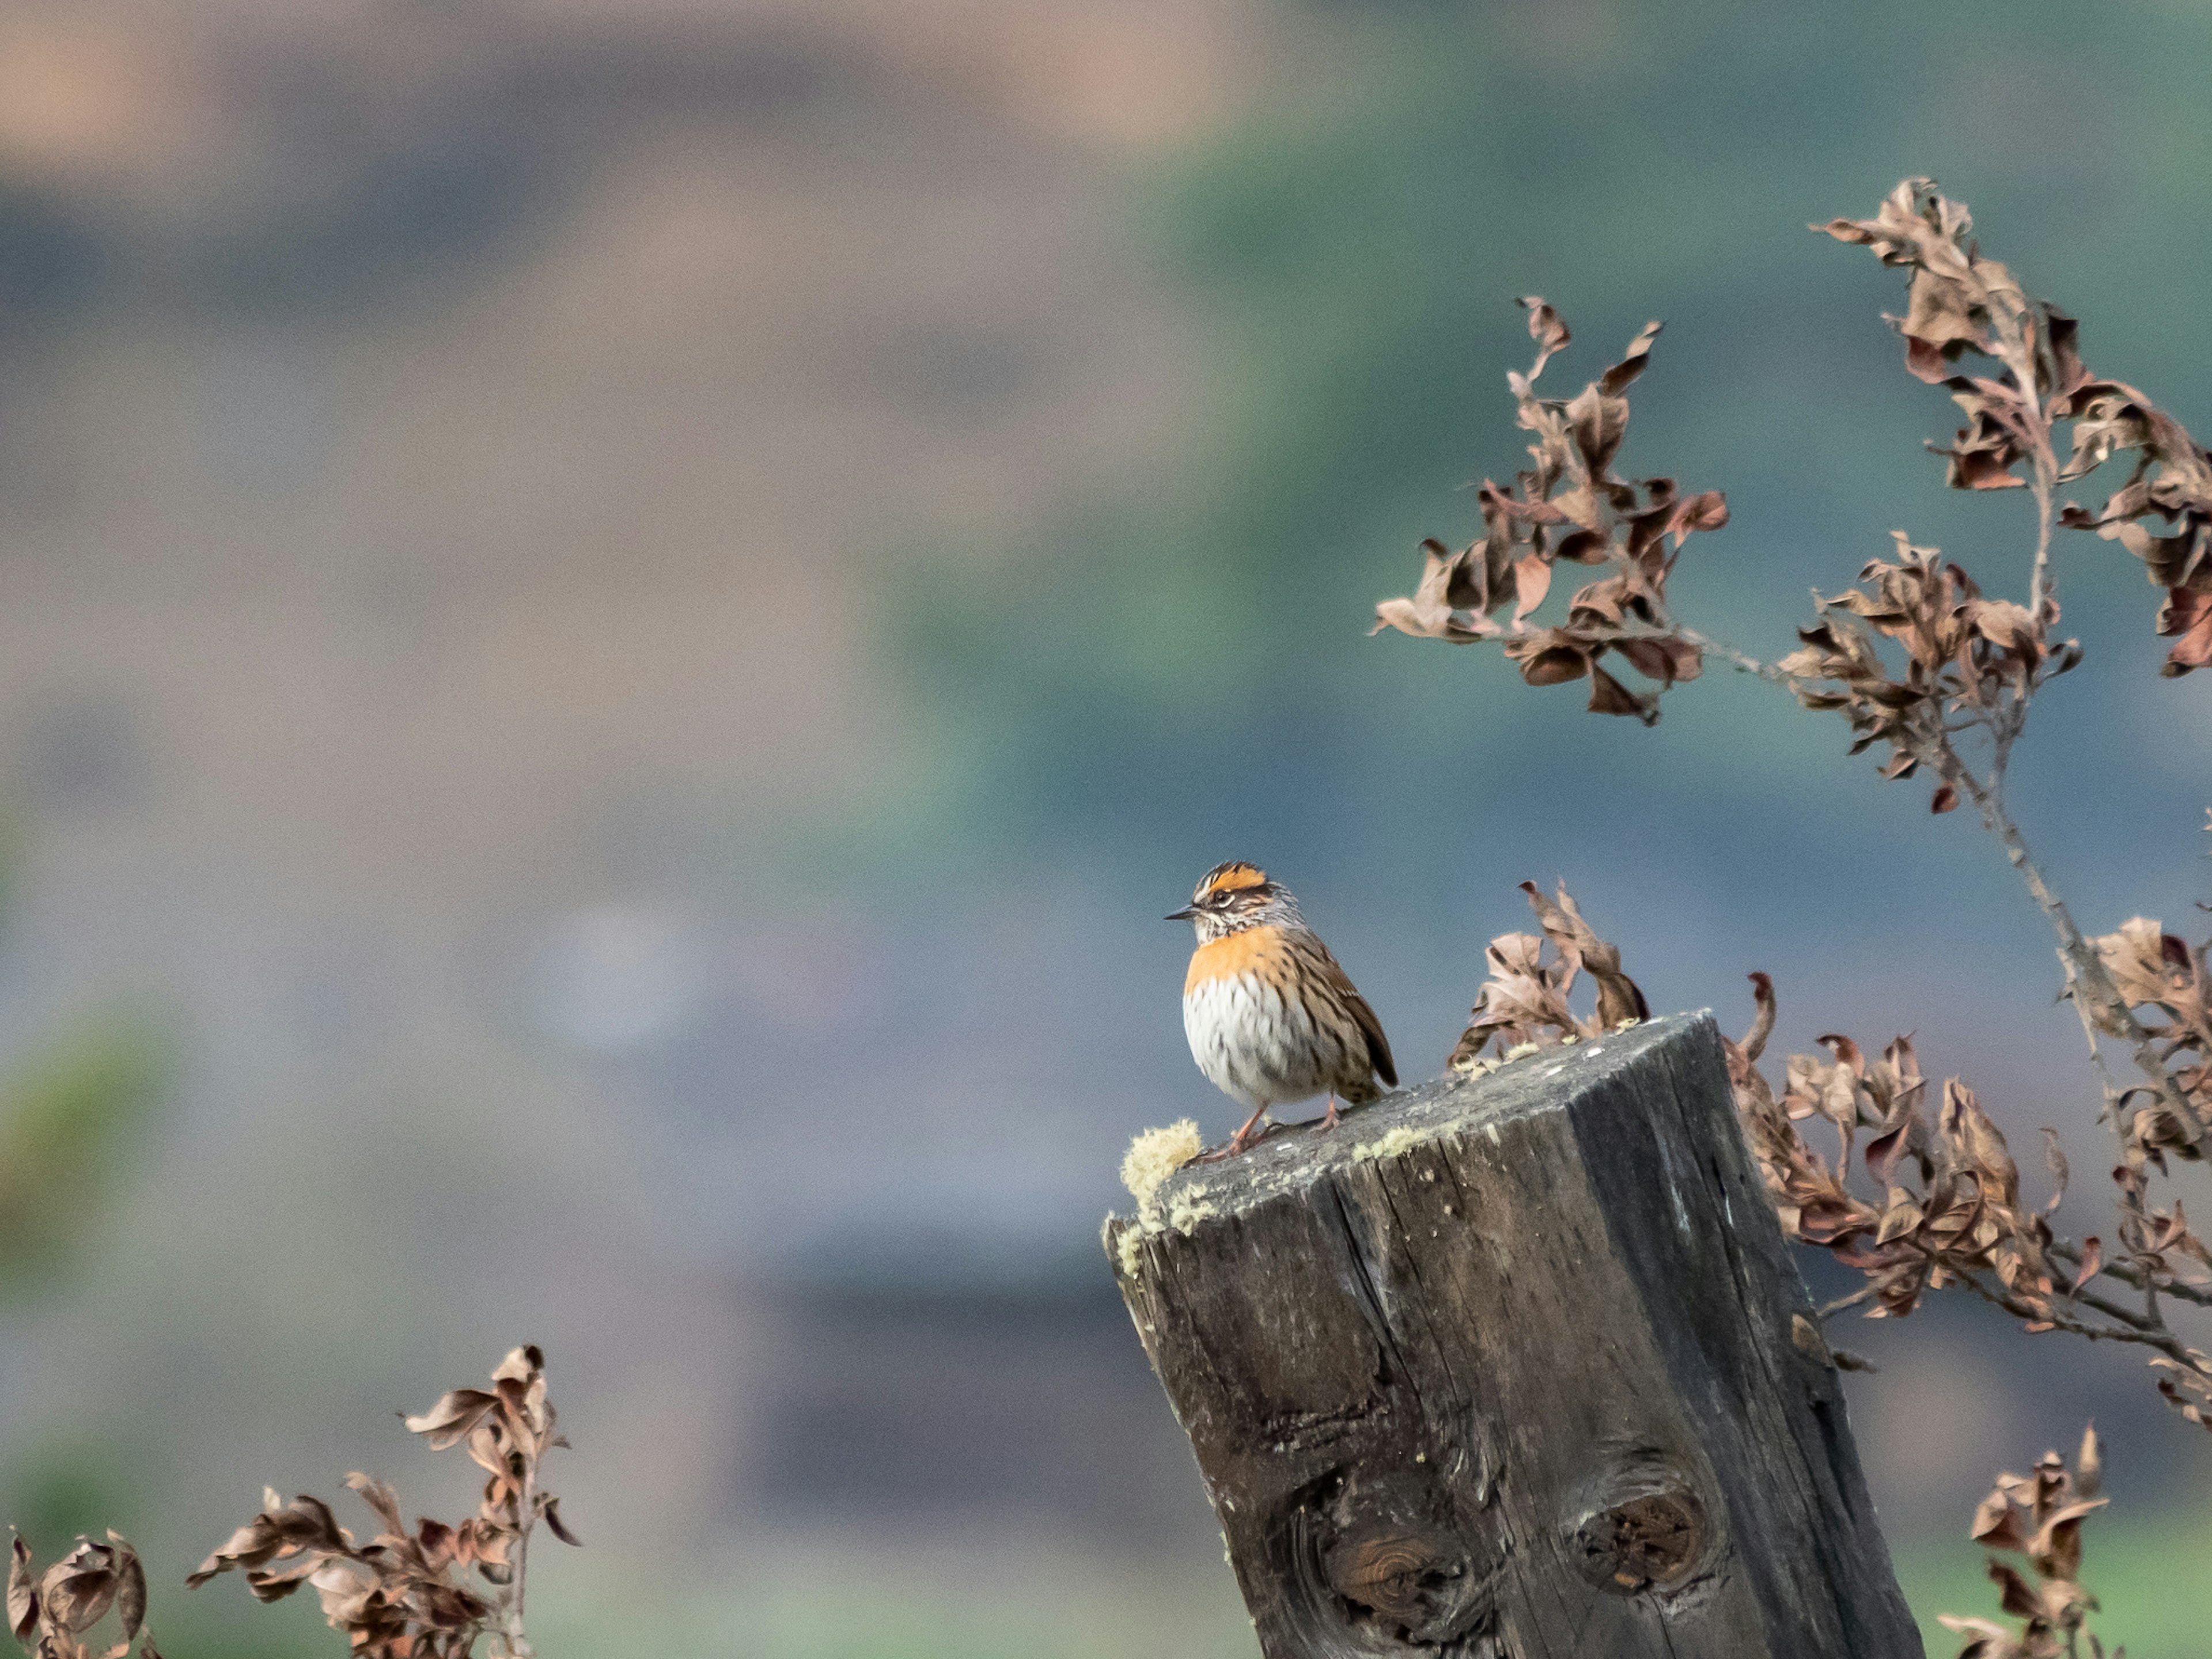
[[1169, 860, 1396, 1161], [1198, 861, 1268, 896]]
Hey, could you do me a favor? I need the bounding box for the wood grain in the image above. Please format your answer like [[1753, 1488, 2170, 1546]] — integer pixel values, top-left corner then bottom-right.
[[1105, 1013, 1923, 1658]]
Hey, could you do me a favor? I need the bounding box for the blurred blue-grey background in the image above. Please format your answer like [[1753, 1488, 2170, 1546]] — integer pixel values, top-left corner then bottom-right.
[[0, 1, 2209, 1653]]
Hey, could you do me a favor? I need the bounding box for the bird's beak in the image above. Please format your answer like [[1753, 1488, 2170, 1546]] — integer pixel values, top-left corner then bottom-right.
[[1164, 906, 1195, 921]]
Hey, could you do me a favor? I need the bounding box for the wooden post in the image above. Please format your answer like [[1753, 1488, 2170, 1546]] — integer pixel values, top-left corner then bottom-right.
[[1104, 1013, 1923, 1658]]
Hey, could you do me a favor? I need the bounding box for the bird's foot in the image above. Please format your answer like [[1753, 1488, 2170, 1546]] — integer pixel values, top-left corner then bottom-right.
[[1198, 1109, 1275, 1161], [1310, 1096, 1343, 1136]]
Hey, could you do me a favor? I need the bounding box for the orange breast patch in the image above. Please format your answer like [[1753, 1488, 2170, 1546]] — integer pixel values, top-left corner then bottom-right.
[[1185, 925, 1285, 994]]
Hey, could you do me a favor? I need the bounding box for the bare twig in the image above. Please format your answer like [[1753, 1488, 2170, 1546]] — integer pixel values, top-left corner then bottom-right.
[[1932, 738, 2209, 1147], [1955, 1270, 2202, 1370], [1817, 1282, 1881, 1321], [2052, 1237, 2212, 1310]]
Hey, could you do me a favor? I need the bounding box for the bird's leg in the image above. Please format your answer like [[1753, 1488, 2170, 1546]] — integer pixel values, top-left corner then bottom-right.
[[1195, 1103, 1272, 1161], [1312, 1094, 1342, 1136], [1224, 1103, 1272, 1154]]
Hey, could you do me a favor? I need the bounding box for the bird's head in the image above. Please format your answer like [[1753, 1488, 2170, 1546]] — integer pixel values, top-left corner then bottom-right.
[[1167, 861, 1301, 941]]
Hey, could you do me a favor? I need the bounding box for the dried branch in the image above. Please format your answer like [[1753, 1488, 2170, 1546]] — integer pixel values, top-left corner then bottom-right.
[[1449, 894, 2207, 1394], [1719, 970, 2212, 1421], [1408, 180, 2212, 1433], [2053, 1238, 2212, 1311], [1447, 881, 1649, 1070], [1811, 181, 2211, 1151], [1372, 302, 1724, 724], [188, 1345, 579, 1658], [1940, 1426, 2120, 1659]]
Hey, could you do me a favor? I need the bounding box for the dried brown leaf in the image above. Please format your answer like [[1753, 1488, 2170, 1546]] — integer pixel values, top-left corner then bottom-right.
[[106, 1538, 142, 1644], [539, 1499, 581, 1548], [7, 1536, 35, 1643], [1741, 972, 1777, 1065], [1380, 300, 1718, 729], [1452, 884, 1646, 1063], [2069, 1238, 2102, 1295], [402, 1389, 501, 1453], [1517, 296, 1569, 378], [40, 1546, 118, 1635], [1585, 663, 1657, 724]]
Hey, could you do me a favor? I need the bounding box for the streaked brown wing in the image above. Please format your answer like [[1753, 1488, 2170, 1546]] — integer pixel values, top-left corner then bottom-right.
[[1347, 986, 1396, 1087], [1309, 934, 1396, 1088]]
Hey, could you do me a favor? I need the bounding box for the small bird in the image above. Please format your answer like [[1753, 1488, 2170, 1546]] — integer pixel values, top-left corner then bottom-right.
[[1168, 861, 1396, 1158]]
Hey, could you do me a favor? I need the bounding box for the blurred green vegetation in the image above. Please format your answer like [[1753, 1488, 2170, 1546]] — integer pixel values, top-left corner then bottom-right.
[[51, 1513, 2201, 1659], [1895, 1511, 2212, 1659], [0, 748, 170, 1298], [0, 821, 177, 1621], [524, 1551, 1264, 1659], [0, 1007, 172, 1294], [3, 1430, 141, 1553], [514, 1520, 2212, 1659]]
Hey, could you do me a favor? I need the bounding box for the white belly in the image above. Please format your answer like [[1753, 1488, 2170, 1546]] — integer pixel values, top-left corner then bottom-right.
[[1182, 971, 1338, 1110]]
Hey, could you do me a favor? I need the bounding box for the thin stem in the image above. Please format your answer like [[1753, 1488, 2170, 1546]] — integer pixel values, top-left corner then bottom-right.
[[1933, 743, 2207, 1145], [2050, 1238, 2212, 1310], [1679, 608, 2206, 1146], [1612, 616, 1822, 695], [494, 1454, 537, 1658], [2027, 464, 2055, 651], [1985, 292, 2059, 622], [1819, 1282, 1880, 1321], [1954, 1270, 2202, 1369], [2074, 1285, 2158, 1332], [2020, 366, 2059, 627], [1671, 624, 1790, 685]]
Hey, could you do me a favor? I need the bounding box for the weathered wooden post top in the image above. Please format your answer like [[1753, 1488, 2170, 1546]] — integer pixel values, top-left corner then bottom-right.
[[1104, 1012, 1923, 1658]]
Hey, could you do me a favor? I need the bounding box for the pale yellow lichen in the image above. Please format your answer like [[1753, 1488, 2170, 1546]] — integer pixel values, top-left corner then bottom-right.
[[1120, 1119, 1203, 1209], [1167, 1182, 1216, 1236], [1351, 1123, 1429, 1162], [1115, 1225, 1145, 1278], [1615, 1016, 1642, 1031], [1503, 1041, 1540, 1061]]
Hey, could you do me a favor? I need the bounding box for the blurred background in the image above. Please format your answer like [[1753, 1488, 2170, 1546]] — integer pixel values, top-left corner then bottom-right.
[[0, 0, 2209, 1653]]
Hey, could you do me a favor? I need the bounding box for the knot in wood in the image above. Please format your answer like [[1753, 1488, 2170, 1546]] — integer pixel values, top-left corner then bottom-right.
[[1576, 1488, 1706, 1594], [1326, 1531, 1464, 1628]]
